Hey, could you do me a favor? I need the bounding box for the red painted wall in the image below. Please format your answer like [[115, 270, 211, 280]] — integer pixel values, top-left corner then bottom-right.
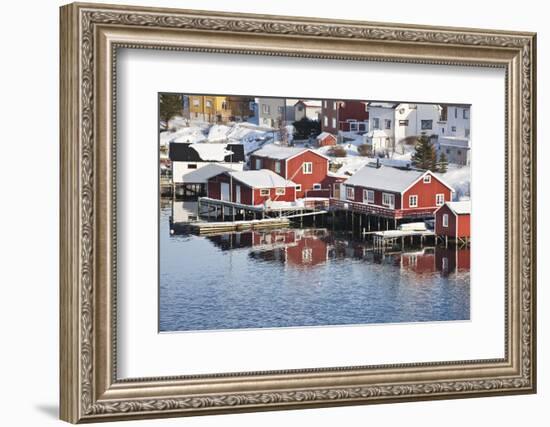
[[435, 204, 458, 237], [286, 151, 329, 198], [317, 134, 337, 147], [403, 173, 452, 209], [253, 186, 296, 204], [286, 234, 328, 267], [321, 100, 369, 133], [457, 214, 471, 238], [349, 185, 402, 209]]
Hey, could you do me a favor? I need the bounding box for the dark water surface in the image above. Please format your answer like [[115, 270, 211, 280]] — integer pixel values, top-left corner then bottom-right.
[[159, 203, 470, 332]]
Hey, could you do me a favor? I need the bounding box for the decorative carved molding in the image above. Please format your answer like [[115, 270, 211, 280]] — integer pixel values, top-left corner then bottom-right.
[[75, 7, 535, 418]]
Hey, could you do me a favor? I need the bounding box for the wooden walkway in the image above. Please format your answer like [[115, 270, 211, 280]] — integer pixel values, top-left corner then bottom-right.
[[372, 229, 436, 250], [187, 218, 290, 235]]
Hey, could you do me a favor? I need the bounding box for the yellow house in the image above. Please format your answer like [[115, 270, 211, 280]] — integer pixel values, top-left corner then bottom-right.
[[188, 95, 231, 122]]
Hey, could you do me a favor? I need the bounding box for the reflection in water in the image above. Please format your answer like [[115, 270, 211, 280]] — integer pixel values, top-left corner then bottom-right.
[[160, 202, 470, 332]]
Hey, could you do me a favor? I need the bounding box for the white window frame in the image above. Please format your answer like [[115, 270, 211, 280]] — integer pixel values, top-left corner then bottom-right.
[[382, 192, 395, 208], [384, 119, 392, 129], [423, 174, 431, 183], [409, 194, 418, 207], [302, 248, 313, 263], [302, 162, 313, 174], [332, 117, 336, 129], [262, 104, 270, 114], [346, 186, 355, 200], [372, 118, 380, 129], [363, 189, 374, 204], [333, 101, 337, 110], [323, 116, 328, 127], [192, 98, 200, 106], [442, 213, 449, 227], [436, 193, 445, 206], [206, 100, 213, 108], [260, 188, 270, 196], [255, 158, 262, 170], [275, 187, 286, 195], [274, 161, 281, 174]]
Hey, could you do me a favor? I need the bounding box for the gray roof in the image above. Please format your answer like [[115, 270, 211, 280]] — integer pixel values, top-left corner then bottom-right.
[[228, 169, 297, 189], [445, 201, 471, 215], [345, 165, 425, 193], [181, 163, 230, 184]]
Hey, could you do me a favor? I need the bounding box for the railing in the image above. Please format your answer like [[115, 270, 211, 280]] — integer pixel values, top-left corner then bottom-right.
[[329, 198, 436, 219]]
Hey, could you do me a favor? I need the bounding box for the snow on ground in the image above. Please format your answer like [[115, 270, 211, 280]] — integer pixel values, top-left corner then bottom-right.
[[436, 165, 471, 200]]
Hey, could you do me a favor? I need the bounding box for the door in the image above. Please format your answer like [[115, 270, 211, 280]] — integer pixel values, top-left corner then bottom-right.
[[235, 185, 241, 204], [221, 182, 230, 201]]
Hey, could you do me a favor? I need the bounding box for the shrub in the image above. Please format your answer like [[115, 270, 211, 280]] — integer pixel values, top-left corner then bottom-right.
[[357, 144, 372, 157], [327, 145, 347, 157]]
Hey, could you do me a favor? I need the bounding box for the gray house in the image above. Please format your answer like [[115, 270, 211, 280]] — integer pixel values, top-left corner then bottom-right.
[[257, 98, 286, 129], [437, 136, 470, 166]]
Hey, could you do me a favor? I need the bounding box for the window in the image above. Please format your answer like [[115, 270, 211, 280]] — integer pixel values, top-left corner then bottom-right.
[[192, 98, 200, 106], [399, 120, 409, 126], [302, 162, 313, 174], [382, 193, 395, 207], [206, 100, 212, 108], [463, 109, 469, 119], [454, 107, 458, 119], [423, 174, 431, 183], [323, 100, 327, 108], [442, 213, 449, 227], [262, 104, 270, 114], [421, 119, 433, 130], [221, 101, 228, 110], [302, 248, 313, 263], [275, 187, 286, 195], [295, 184, 302, 192], [363, 189, 374, 204], [274, 161, 281, 174], [333, 101, 337, 110], [323, 116, 328, 127], [249, 101, 255, 111], [260, 189, 270, 196], [255, 158, 262, 169], [436, 193, 445, 206], [313, 183, 322, 190], [451, 126, 456, 132], [457, 150, 462, 155], [465, 128, 470, 137], [187, 164, 197, 169], [384, 119, 392, 129], [446, 148, 451, 154], [409, 195, 418, 207], [278, 106, 284, 114], [332, 117, 336, 129], [372, 118, 380, 129], [346, 186, 354, 200]]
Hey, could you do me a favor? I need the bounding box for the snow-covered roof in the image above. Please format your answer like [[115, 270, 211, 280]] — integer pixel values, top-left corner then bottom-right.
[[444, 201, 471, 215], [190, 143, 234, 162], [438, 136, 471, 148], [316, 131, 336, 141], [181, 163, 230, 184], [345, 165, 426, 193], [251, 144, 329, 161], [227, 169, 297, 189]]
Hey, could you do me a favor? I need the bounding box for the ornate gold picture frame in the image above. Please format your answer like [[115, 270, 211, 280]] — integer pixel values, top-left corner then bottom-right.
[[60, 2, 536, 423]]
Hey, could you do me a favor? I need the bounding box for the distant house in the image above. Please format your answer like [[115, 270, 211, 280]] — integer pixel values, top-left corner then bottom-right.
[[435, 201, 471, 241], [320, 100, 369, 134], [207, 169, 297, 205], [169, 142, 245, 184], [294, 100, 322, 122], [394, 103, 442, 143], [341, 164, 454, 219], [316, 132, 337, 147], [257, 98, 286, 128], [437, 136, 471, 165], [249, 145, 330, 198], [438, 105, 471, 139], [365, 102, 398, 154]]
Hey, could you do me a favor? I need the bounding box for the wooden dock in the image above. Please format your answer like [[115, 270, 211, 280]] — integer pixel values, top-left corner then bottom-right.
[[186, 218, 290, 235], [372, 229, 436, 250]]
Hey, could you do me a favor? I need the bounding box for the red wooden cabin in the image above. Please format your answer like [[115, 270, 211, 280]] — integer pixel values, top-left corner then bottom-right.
[[338, 164, 454, 220], [321, 100, 370, 134], [207, 169, 297, 206], [249, 145, 330, 198], [316, 132, 337, 147], [435, 201, 471, 240]]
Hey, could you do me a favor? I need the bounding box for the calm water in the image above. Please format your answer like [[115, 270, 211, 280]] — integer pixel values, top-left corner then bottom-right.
[[159, 202, 470, 332]]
